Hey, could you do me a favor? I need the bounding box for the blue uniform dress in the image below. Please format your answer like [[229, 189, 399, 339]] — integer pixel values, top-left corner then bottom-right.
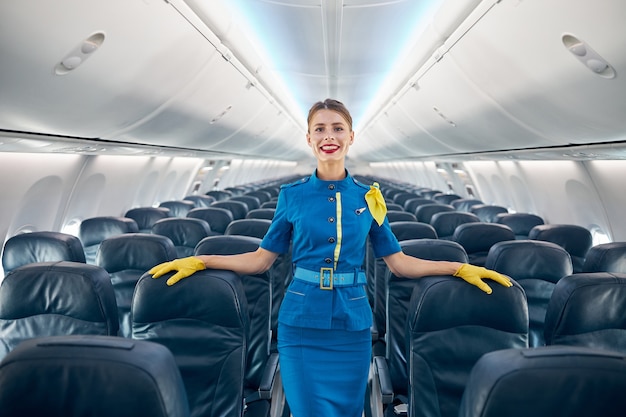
[[260, 170, 401, 417]]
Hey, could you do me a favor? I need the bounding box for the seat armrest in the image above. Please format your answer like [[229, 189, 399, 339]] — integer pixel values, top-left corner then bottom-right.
[[245, 352, 279, 403], [373, 355, 394, 404]]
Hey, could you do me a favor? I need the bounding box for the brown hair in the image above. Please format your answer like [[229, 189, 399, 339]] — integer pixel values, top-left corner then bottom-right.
[[307, 99, 353, 133]]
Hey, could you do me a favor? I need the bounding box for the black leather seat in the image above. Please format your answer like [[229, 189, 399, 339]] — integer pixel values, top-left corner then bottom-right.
[[206, 190, 233, 201], [187, 207, 234, 234], [124, 207, 170, 233], [231, 195, 261, 211], [0, 335, 190, 417], [79, 216, 139, 264], [453, 222, 515, 266], [211, 200, 249, 220], [458, 346, 626, 417], [194, 235, 281, 417], [582, 241, 626, 273], [494, 212, 544, 240], [132, 269, 248, 417], [2, 231, 86, 274], [97, 233, 177, 337], [370, 222, 438, 353], [183, 194, 216, 208], [246, 208, 276, 220], [404, 197, 435, 214], [0, 261, 119, 358], [544, 272, 626, 353], [372, 239, 469, 416], [245, 190, 273, 204], [529, 224, 593, 273], [469, 204, 509, 223], [451, 198, 484, 212], [486, 240, 572, 347], [159, 200, 196, 217], [406, 275, 528, 417], [224, 218, 272, 239], [151, 217, 213, 257], [430, 211, 481, 240], [415, 204, 455, 224], [432, 193, 462, 205], [387, 211, 417, 223]]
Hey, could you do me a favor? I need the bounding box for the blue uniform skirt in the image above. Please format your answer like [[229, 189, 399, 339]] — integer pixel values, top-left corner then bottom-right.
[[277, 323, 371, 417]]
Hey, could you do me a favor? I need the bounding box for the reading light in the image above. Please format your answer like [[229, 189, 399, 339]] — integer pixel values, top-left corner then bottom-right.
[[55, 32, 105, 75]]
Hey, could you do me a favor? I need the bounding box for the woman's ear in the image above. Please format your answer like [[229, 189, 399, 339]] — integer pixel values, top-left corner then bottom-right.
[[306, 133, 312, 147]]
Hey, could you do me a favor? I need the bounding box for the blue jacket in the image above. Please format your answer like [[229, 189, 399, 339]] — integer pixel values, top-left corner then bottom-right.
[[261, 170, 401, 330]]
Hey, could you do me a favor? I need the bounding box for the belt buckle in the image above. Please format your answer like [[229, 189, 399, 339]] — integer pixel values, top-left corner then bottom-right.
[[320, 268, 333, 290]]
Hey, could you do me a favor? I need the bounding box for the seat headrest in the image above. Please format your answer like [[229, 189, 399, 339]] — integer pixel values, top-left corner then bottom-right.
[[486, 240, 572, 282], [459, 346, 626, 417], [151, 218, 212, 247], [0, 261, 118, 335], [79, 216, 138, 246], [453, 223, 515, 253], [0, 335, 190, 417], [390, 221, 438, 240], [96, 233, 176, 273], [583, 242, 626, 273], [408, 276, 528, 334], [195, 234, 261, 256], [187, 207, 234, 234], [544, 272, 626, 347], [2, 231, 86, 274], [528, 224, 593, 256], [430, 212, 480, 238], [400, 239, 468, 263], [494, 213, 544, 237], [224, 219, 271, 239]]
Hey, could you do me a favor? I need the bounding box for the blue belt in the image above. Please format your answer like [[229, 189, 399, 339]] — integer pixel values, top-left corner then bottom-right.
[[293, 267, 367, 290]]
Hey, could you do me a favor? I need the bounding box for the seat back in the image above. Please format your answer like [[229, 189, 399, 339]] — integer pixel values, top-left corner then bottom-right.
[[187, 207, 234, 234], [370, 222, 438, 348], [469, 204, 509, 223], [97, 233, 177, 337], [404, 198, 435, 214], [132, 269, 248, 417], [211, 200, 249, 220], [124, 207, 170, 233], [224, 218, 272, 239], [415, 204, 454, 223], [246, 208, 276, 220], [79, 216, 139, 264], [151, 218, 213, 257], [387, 211, 417, 223], [408, 276, 528, 417], [0, 261, 119, 358], [430, 211, 480, 240], [230, 195, 261, 211], [451, 198, 484, 212], [582, 241, 626, 273], [432, 193, 462, 205], [385, 239, 468, 400], [206, 190, 233, 201], [529, 224, 593, 273], [544, 272, 626, 352], [494, 212, 544, 239], [0, 335, 190, 417], [194, 235, 277, 412], [2, 231, 86, 274], [458, 346, 626, 417], [245, 190, 273, 204], [159, 200, 196, 218], [452, 222, 515, 266], [183, 194, 216, 208], [486, 240, 572, 346]]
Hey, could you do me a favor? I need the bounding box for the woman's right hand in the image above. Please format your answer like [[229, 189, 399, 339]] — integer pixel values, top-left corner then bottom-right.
[[149, 256, 206, 286]]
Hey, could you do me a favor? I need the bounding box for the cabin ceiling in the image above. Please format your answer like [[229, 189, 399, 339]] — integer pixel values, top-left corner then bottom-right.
[[0, 0, 625, 162]]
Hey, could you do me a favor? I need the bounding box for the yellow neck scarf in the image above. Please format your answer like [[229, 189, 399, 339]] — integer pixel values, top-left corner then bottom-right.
[[365, 182, 387, 226]]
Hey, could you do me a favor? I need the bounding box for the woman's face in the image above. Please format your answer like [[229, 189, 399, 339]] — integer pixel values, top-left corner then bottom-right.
[[307, 109, 354, 163]]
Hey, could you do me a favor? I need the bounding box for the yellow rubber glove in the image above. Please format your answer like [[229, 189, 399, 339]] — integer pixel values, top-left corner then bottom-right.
[[149, 256, 206, 286], [453, 264, 512, 295], [365, 182, 387, 226]]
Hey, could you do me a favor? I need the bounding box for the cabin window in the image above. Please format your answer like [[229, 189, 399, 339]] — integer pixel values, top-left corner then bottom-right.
[[589, 224, 611, 246]]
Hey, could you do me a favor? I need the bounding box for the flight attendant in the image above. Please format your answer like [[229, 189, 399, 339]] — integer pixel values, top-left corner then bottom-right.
[[150, 98, 512, 417]]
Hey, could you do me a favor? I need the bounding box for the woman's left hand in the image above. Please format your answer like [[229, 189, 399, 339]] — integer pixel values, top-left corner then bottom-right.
[[453, 264, 512, 294]]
